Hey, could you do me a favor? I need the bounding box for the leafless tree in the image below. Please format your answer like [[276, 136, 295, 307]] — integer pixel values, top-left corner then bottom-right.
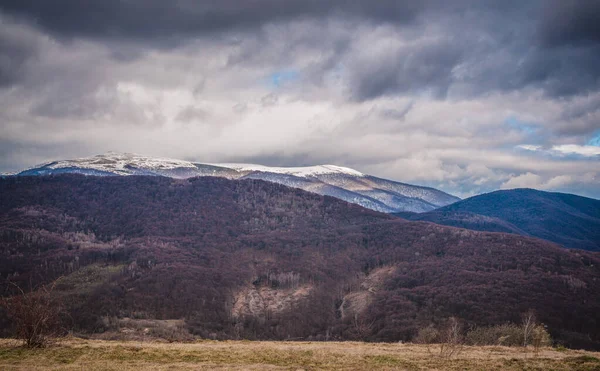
[[521, 310, 536, 347], [1, 281, 63, 348], [439, 317, 464, 359]]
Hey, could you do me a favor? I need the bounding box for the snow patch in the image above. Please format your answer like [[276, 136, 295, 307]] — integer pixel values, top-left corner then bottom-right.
[[213, 163, 364, 177], [27, 152, 364, 178], [38, 152, 197, 175]]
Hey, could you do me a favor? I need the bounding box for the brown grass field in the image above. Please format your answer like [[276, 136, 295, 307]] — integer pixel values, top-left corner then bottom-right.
[[0, 338, 599, 370]]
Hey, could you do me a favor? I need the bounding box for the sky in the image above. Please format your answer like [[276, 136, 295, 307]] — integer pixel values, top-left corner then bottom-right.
[[0, 1, 599, 199]]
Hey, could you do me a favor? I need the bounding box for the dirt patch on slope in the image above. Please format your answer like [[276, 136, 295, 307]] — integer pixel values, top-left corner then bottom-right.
[[232, 285, 312, 319]]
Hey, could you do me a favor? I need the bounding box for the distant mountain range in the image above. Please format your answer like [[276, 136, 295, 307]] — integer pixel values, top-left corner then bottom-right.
[[11, 153, 600, 252], [396, 188, 600, 251], [13, 152, 460, 213]]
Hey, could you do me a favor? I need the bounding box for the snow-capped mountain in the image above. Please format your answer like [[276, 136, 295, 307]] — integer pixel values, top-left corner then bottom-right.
[[211, 163, 365, 177], [15, 152, 460, 212]]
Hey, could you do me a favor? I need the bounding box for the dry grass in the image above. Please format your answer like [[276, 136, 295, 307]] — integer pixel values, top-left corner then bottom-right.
[[0, 338, 599, 370]]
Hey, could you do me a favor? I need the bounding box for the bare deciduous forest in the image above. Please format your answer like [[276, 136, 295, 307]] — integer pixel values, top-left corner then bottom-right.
[[1, 175, 599, 349]]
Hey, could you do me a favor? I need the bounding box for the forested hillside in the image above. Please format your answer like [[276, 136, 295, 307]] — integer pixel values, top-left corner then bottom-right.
[[1, 176, 599, 349]]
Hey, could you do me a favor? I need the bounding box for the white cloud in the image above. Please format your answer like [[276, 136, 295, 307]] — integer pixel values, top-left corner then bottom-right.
[[501, 173, 543, 190], [499, 171, 597, 197], [552, 145, 600, 157], [518, 144, 600, 157]]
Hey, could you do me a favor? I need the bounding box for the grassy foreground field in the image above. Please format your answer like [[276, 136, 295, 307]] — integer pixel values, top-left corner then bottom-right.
[[1, 338, 599, 370]]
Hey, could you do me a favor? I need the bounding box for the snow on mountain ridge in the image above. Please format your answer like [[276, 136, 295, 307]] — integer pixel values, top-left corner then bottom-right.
[[212, 163, 364, 177], [14, 152, 460, 213], [25, 152, 365, 178], [25, 152, 198, 175]]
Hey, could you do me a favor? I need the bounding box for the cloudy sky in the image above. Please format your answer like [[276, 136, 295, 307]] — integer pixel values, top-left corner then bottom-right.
[[1, 0, 599, 198]]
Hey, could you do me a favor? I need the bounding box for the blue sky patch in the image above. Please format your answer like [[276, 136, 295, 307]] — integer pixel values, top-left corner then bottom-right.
[[504, 116, 538, 135], [588, 131, 600, 147], [268, 69, 299, 88]]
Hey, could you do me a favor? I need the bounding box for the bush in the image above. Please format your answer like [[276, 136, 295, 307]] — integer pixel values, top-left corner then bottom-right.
[[531, 325, 552, 349], [439, 317, 463, 358], [465, 323, 552, 347], [414, 325, 439, 344], [415, 318, 464, 359], [1, 283, 63, 348], [466, 324, 523, 346]]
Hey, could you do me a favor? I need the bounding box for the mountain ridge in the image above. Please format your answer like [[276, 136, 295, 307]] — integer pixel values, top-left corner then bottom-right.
[[396, 188, 600, 251], [14, 152, 460, 213]]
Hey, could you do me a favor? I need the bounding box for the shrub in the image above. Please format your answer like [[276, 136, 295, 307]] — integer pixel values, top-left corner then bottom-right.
[[414, 324, 439, 344], [466, 324, 523, 346], [531, 325, 552, 349], [439, 317, 463, 358], [465, 323, 552, 347], [1, 283, 63, 348], [415, 318, 464, 359]]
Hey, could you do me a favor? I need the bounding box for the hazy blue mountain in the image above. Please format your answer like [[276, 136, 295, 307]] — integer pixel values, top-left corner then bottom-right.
[[396, 188, 600, 251]]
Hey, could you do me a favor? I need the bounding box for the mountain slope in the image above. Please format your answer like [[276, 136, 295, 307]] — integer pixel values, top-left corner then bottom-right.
[[398, 188, 600, 251], [1, 175, 599, 349], [15, 152, 459, 213]]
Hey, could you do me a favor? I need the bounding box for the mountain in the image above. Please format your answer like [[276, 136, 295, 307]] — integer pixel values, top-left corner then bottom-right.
[[14, 152, 459, 213], [396, 188, 600, 251], [1, 175, 599, 349]]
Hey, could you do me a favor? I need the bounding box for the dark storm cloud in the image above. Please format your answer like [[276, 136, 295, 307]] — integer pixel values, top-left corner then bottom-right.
[[0, 0, 431, 42], [554, 95, 600, 136], [0, 15, 40, 86], [3, 0, 598, 100], [539, 0, 600, 47], [519, 0, 600, 99], [344, 0, 600, 101], [522, 0, 600, 99], [519, 45, 600, 98], [348, 38, 464, 101]]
